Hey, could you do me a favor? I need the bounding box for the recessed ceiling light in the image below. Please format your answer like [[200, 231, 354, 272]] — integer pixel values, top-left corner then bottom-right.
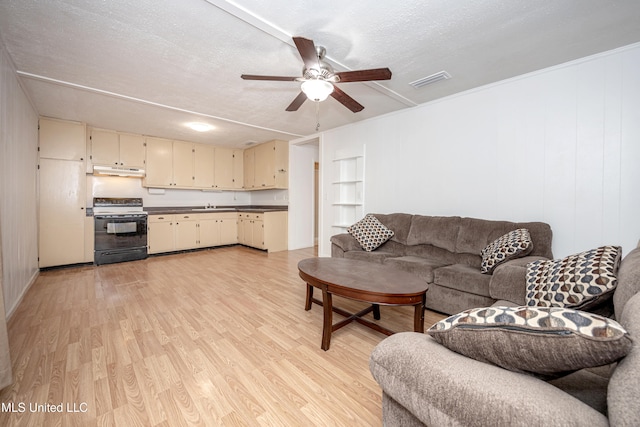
[[187, 122, 214, 132]]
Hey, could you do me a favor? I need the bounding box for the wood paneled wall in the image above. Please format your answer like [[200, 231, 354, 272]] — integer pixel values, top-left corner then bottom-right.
[[320, 43, 640, 258], [0, 41, 39, 317]]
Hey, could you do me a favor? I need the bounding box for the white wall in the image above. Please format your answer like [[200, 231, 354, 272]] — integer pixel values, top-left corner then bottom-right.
[[0, 42, 39, 316], [288, 140, 319, 250], [320, 43, 640, 259]]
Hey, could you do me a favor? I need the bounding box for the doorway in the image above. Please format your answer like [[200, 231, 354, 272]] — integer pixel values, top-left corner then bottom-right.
[[288, 136, 320, 250]]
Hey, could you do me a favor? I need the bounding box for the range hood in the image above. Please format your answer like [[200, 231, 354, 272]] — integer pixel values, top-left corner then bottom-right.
[[93, 165, 145, 178]]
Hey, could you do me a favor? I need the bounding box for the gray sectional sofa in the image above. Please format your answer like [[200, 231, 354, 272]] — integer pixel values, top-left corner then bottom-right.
[[369, 245, 640, 426], [330, 213, 554, 315]]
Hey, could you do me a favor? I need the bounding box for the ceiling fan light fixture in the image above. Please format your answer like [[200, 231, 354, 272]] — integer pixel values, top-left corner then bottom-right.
[[301, 79, 334, 102]]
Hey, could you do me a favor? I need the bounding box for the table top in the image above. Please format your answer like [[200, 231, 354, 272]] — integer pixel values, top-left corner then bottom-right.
[[298, 257, 428, 304]]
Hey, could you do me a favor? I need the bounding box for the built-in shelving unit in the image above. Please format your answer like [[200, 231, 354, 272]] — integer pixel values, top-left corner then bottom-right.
[[331, 152, 364, 231]]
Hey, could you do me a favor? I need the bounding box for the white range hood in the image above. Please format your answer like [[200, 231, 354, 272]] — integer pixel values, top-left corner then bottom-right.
[[93, 165, 145, 178]]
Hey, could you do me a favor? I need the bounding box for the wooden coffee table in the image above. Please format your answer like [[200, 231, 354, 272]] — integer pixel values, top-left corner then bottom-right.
[[298, 258, 428, 350]]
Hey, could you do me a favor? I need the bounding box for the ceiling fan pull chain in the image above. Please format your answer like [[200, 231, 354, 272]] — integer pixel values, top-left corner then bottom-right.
[[316, 101, 321, 131]]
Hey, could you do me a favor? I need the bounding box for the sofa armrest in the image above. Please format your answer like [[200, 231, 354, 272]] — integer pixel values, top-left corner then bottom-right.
[[330, 233, 362, 257], [489, 256, 547, 305], [370, 332, 608, 427]]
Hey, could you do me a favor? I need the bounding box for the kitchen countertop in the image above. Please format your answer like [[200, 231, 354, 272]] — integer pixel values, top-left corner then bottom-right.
[[86, 205, 287, 217], [144, 205, 288, 215]]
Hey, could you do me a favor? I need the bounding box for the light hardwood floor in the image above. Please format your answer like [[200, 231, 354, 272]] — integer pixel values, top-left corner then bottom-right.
[[0, 246, 445, 426]]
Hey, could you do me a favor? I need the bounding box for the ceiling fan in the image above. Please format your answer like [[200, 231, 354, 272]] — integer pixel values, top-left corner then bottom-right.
[[241, 37, 392, 113]]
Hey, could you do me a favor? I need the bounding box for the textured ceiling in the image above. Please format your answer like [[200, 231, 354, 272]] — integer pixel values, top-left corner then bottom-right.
[[1, 0, 640, 148]]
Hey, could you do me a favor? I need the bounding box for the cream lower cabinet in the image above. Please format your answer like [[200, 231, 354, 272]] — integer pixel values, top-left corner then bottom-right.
[[199, 214, 238, 247], [174, 214, 199, 250], [238, 211, 287, 252], [218, 216, 238, 245], [148, 215, 176, 254], [149, 213, 238, 254]]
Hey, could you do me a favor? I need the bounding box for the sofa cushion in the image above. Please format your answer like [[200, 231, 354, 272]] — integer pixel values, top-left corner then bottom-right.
[[525, 246, 622, 311], [383, 256, 446, 283], [608, 292, 640, 425], [433, 264, 492, 297], [427, 306, 632, 379], [489, 256, 547, 305], [370, 332, 609, 427], [405, 216, 461, 252], [344, 250, 397, 264], [347, 214, 394, 252], [372, 213, 414, 245], [455, 218, 553, 259], [480, 229, 533, 274], [613, 246, 640, 320]]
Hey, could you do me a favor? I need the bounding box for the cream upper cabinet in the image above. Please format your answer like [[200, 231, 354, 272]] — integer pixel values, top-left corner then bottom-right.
[[243, 147, 255, 189], [194, 144, 215, 188], [243, 140, 288, 190], [90, 128, 146, 169], [213, 147, 243, 190], [39, 117, 86, 161], [232, 149, 244, 189], [172, 140, 195, 187], [145, 138, 195, 188], [144, 137, 173, 187], [254, 142, 274, 188], [214, 147, 234, 189], [143, 137, 244, 190], [273, 140, 288, 188], [90, 129, 119, 165], [118, 133, 146, 168]]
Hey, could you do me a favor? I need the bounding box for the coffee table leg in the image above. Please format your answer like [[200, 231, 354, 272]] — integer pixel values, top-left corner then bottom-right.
[[373, 304, 381, 320], [414, 296, 425, 333], [321, 289, 333, 351], [305, 284, 313, 311]]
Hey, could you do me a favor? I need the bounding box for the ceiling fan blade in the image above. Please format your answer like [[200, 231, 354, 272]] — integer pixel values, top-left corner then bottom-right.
[[331, 86, 364, 113], [286, 91, 307, 111], [241, 74, 298, 81], [293, 37, 319, 70], [335, 68, 392, 82]]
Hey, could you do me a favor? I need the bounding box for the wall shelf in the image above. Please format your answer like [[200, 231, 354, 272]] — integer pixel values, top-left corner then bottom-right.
[[331, 153, 364, 232]]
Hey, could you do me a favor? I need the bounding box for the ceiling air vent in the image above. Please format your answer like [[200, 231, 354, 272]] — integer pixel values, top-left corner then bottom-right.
[[409, 71, 451, 89]]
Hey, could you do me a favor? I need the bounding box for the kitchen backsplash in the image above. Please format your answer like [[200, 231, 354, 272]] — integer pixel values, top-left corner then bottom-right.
[[87, 175, 288, 207]]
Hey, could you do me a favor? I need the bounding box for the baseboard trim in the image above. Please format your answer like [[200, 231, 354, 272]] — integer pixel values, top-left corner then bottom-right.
[[6, 269, 39, 321]]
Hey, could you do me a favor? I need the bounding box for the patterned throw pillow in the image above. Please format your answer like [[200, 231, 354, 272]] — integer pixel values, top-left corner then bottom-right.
[[480, 229, 533, 274], [347, 214, 394, 252], [526, 246, 622, 311], [427, 306, 632, 378]]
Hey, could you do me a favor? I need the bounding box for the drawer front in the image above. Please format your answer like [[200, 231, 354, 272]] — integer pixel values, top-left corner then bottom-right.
[[148, 214, 174, 223]]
